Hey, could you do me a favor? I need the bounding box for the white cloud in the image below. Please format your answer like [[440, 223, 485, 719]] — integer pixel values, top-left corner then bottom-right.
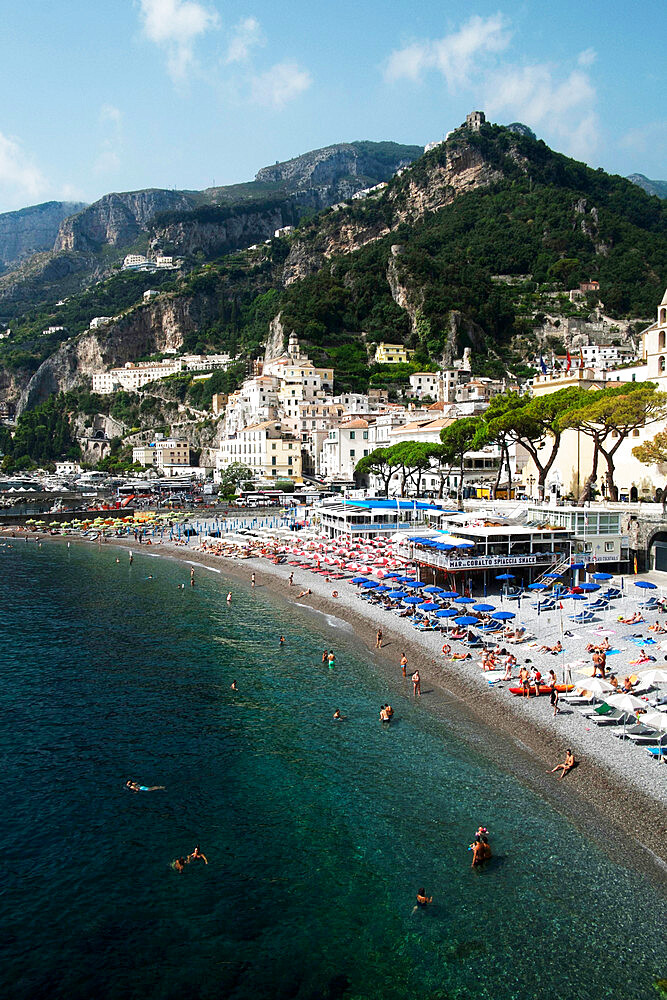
[[384, 14, 510, 88], [138, 0, 219, 81], [485, 63, 600, 159], [95, 104, 123, 175], [577, 47, 596, 68], [0, 131, 46, 210], [250, 60, 311, 109], [226, 16, 263, 64]]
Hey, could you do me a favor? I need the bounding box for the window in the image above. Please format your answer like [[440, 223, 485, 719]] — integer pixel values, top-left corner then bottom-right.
[[660, 356, 666, 373], [633, 429, 640, 437], [350, 449, 355, 457], [364, 449, 369, 456], [288, 457, 292, 466], [363, 431, 368, 440], [605, 541, 615, 552], [272, 457, 276, 466], [272, 443, 276, 450], [349, 431, 355, 439]]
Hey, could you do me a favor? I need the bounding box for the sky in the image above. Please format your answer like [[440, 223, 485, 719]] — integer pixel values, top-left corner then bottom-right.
[[0, 0, 665, 212]]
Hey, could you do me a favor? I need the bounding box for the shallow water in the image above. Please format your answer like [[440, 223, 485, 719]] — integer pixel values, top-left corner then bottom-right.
[[1, 541, 665, 1000]]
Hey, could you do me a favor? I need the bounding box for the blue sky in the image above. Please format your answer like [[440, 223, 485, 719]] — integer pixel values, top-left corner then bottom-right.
[[0, 0, 665, 212]]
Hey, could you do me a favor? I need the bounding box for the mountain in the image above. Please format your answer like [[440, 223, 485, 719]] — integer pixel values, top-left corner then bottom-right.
[[4, 121, 666, 415], [0, 141, 421, 320], [627, 173, 667, 199], [0, 201, 86, 273], [506, 122, 537, 140]]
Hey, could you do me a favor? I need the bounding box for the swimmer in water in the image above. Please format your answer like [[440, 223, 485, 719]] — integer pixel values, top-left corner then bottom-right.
[[412, 888, 433, 913], [279, 635, 285, 646], [115, 557, 120, 564], [327, 651, 336, 667], [333, 708, 345, 721], [126, 780, 165, 792], [172, 857, 187, 873], [230, 680, 238, 691], [226, 592, 232, 603], [187, 845, 208, 864]]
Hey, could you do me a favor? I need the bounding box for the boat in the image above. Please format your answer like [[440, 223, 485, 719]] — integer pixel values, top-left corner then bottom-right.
[[508, 684, 574, 696]]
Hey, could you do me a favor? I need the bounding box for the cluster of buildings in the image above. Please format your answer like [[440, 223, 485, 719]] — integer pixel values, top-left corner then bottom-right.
[[121, 254, 181, 273], [92, 353, 232, 394]]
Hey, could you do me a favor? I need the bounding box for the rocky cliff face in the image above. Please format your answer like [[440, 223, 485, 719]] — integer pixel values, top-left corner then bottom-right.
[[0, 201, 86, 272], [55, 190, 195, 252], [16, 292, 218, 414], [151, 204, 289, 257], [255, 142, 420, 189]]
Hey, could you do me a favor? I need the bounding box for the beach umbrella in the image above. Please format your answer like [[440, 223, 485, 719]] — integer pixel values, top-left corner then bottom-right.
[[403, 595, 422, 605], [455, 540, 475, 549], [592, 572, 613, 581], [569, 593, 587, 600], [495, 573, 514, 581], [454, 615, 478, 626], [606, 692, 646, 714], [418, 602, 439, 612], [578, 583, 600, 592], [405, 581, 426, 589], [455, 596, 475, 604], [387, 591, 408, 600], [491, 610, 515, 620], [375, 585, 391, 593], [543, 572, 561, 580], [574, 677, 615, 696], [352, 576, 369, 584], [634, 581, 657, 590], [570, 562, 586, 570], [636, 667, 667, 686], [440, 591, 459, 599], [638, 711, 667, 735], [473, 603, 496, 612], [528, 583, 546, 591], [435, 608, 459, 618], [397, 576, 415, 583], [423, 585, 444, 594], [360, 580, 379, 589]]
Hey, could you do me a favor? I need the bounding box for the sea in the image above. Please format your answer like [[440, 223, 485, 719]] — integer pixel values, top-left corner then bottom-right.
[[1, 539, 665, 1000]]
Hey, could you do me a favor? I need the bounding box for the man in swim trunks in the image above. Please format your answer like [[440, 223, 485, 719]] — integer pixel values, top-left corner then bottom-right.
[[379, 705, 389, 723], [400, 653, 407, 677], [549, 749, 575, 779], [415, 888, 432, 908], [375, 628, 383, 649]]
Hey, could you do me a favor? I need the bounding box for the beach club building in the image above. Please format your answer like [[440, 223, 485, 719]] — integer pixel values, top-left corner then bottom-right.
[[393, 513, 575, 591], [318, 498, 453, 539]]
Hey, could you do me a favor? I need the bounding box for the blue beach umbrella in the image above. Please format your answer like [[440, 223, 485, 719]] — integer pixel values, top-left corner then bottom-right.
[[405, 580, 426, 589], [360, 580, 379, 589], [423, 585, 444, 594], [454, 615, 478, 626], [455, 541, 475, 549], [569, 562, 586, 570], [592, 572, 612, 581], [435, 608, 459, 618], [578, 582, 600, 592], [473, 603, 495, 612], [403, 595, 422, 605], [528, 583, 545, 591], [634, 581, 657, 589], [455, 596, 476, 604], [397, 576, 415, 583], [496, 573, 514, 581], [491, 610, 515, 620], [543, 572, 561, 579], [418, 602, 439, 612], [375, 586, 391, 593], [387, 591, 408, 600], [569, 593, 587, 600], [440, 591, 459, 599]]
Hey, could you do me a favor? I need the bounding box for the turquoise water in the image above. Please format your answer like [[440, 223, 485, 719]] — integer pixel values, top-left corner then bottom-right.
[[1, 540, 665, 1000]]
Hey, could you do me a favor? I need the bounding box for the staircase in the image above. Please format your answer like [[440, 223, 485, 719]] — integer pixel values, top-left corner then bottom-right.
[[532, 553, 573, 588]]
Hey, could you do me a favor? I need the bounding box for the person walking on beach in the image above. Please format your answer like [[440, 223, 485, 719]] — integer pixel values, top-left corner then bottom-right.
[[375, 628, 383, 649], [412, 670, 421, 698], [288, 572, 294, 587], [400, 653, 407, 677], [550, 685, 560, 716]]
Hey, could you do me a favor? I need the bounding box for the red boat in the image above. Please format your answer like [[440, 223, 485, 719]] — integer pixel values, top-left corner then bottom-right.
[[509, 684, 574, 696]]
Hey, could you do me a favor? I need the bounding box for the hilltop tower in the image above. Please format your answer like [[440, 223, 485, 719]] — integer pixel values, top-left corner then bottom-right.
[[465, 111, 486, 132]]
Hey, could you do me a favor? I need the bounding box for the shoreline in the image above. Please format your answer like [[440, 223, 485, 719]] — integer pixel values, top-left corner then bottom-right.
[[11, 527, 667, 881]]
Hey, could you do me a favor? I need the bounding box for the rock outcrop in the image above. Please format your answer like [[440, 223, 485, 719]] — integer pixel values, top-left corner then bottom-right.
[[55, 190, 195, 252], [0, 201, 86, 272], [151, 204, 290, 258]]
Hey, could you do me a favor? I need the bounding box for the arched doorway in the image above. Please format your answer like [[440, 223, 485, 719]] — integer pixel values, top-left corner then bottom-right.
[[648, 530, 667, 572], [630, 485, 638, 502]]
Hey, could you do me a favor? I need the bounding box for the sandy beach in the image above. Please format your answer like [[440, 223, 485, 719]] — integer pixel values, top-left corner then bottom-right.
[[8, 524, 667, 877]]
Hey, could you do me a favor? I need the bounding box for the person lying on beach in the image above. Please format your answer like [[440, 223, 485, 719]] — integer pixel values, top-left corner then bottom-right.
[[549, 749, 575, 779], [126, 780, 165, 792], [538, 640, 562, 654], [187, 845, 208, 864], [449, 629, 466, 640], [629, 650, 655, 665], [296, 589, 312, 598], [618, 611, 644, 624], [648, 621, 667, 633], [450, 651, 473, 660], [587, 637, 611, 652]]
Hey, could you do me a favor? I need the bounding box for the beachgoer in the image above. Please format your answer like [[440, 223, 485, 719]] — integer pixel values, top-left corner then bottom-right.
[[385, 704, 394, 720], [610, 674, 619, 690], [230, 680, 238, 691], [400, 653, 407, 677], [328, 651, 336, 667], [115, 557, 120, 564], [322, 650, 328, 664], [188, 845, 208, 864], [279, 635, 285, 646], [547, 669, 557, 688], [375, 628, 383, 649], [412, 670, 421, 698], [333, 709, 343, 721], [379, 705, 389, 723], [126, 780, 165, 792], [288, 573, 294, 586], [226, 592, 232, 603], [414, 888, 433, 911], [550, 686, 560, 716], [190, 567, 195, 587], [519, 666, 530, 698], [172, 857, 187, 873], [622, 676, 633, 692], [549, 749, 575, 779], [129, 552, 133, 564], [251, 573, 256, 587]]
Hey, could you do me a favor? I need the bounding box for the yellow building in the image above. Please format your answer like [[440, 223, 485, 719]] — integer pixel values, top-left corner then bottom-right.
[[374, 342, 415, 364], [217, 421, 303, 481]]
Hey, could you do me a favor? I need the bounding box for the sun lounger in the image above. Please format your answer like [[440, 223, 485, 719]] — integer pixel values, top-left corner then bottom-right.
[[590, 710, 633, 726], [626, 729, 662, 745], [603, 587, 622, 599], [569, 611, 595, 623], [506, 590, 524, 602], [645, 746, 667, 760], [639, 596, 659, 609], [588, 599, 610, 611]]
